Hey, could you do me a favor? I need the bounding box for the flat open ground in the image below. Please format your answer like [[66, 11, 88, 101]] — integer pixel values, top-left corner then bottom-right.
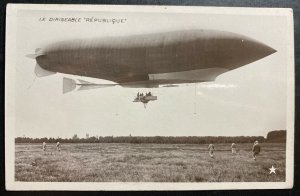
[[15, 143, 285, 182]]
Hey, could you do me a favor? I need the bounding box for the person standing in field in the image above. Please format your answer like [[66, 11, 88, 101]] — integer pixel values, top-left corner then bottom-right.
[[42, 142, 46, 152], [252, 141, 261, 160], [56, 141, 61, 152], [208, 143, 215, 158], [231, 143, 237, 154]]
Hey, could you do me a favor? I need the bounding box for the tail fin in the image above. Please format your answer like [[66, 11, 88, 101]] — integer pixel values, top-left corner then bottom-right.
[[77, 79, 93, 85], [35, 48, 42, 53], [63, 77, 77, 94], [35, 63, 56, 77], [26, 48, 45, 59]]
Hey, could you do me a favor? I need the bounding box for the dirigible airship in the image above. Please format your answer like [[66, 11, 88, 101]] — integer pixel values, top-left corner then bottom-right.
[[27, 29, 276, 94]]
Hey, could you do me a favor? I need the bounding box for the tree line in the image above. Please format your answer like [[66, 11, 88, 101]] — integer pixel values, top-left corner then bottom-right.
[[15, 131, 286, 144], [11, 136, 274, 145]]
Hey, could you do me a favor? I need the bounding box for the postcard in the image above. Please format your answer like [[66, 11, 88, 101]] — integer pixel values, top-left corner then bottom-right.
[[5, 4, 294, 190]]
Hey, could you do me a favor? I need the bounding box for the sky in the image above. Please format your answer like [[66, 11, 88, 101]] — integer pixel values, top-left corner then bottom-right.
[[13, 8, 290, 138]]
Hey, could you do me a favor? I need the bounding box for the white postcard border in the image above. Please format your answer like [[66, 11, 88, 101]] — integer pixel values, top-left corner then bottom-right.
[[5, 4, 295, 190]]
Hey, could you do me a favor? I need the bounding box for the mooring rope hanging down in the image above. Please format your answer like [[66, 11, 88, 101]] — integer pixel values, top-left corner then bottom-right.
[[194, 83, 197, 115], [27, 75, 37, 90], [116, 103, 119, 116], [115, 90, 119, 116]]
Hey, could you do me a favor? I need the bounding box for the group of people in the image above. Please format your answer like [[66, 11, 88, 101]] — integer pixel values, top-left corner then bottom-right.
[[41, 140, 261, 160], [207, 141, 261, 160], [136, 92, 152, 99], [42, 141, 61, 152]]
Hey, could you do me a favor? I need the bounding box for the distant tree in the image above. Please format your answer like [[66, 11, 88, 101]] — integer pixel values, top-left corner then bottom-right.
[[266, 130, 286, 143]]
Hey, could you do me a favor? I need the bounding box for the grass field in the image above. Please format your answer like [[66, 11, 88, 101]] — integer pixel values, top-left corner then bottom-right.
[[15, 143, 286, 182]]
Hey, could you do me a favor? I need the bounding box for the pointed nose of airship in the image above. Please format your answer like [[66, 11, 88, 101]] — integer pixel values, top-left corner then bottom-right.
[[224, 36, 277, 70], [243, 38, 276, 61]]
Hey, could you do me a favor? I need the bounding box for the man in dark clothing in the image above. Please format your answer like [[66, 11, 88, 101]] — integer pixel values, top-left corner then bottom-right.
[[252, 141, 261, 160]]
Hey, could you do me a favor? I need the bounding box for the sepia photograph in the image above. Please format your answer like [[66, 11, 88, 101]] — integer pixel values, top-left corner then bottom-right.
[[5, 4, 294, 190]]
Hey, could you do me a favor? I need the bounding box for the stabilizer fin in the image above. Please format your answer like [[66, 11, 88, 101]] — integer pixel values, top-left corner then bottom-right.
[[26, 48, 45, 59], [35, 48, 42, 53], [78, 84, 117, 91], [162, 84, 179, 87], [26, 54, 38, 59], [77, 79, 94, 85], [63, 77, 77, 94], [35, 63, 56, 77]]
